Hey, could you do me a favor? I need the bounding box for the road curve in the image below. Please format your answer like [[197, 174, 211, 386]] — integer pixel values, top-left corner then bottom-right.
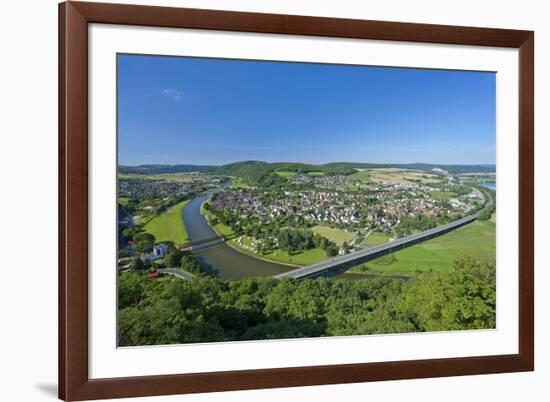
[[158, 268, 194, 280]]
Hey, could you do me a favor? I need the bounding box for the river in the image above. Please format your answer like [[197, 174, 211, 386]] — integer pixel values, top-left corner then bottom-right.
[[182, 181, 294, 279], [481, 182, 496, 191]]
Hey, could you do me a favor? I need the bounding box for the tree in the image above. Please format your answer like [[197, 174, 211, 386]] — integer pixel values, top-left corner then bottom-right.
[[164, 251, 183, 268], [129, 257, 145, 271], [117, 257, 496, 347], [163, 241, 178, 254], [134, 232, 156, 243], [122, 228, 134, 241], [326, 245, 338, 257], [400, 257, 496, 331], [135, 239, 154, 253], [181, 255, 203, 275], [342, 241, 349, 253], [118, 272, 147, 308], [118, 249, 130, 258]]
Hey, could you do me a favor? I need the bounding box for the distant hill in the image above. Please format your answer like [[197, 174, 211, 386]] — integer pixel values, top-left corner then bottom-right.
[[211, 161, 357, 184], [323, 162, 496, 174], [210, 161, 277, 185], [119, 164, 214, 174], [119, 161, 495, 177]]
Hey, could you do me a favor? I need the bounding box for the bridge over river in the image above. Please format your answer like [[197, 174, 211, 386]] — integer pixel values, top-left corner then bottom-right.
[[181, 235, 226, 252], [275, 191, 493, 280]]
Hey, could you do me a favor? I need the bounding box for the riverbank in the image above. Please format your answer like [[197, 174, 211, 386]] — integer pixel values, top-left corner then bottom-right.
[[199, 203, 235, 238], [224, 239, 301, 268], [144, 199, 190, 244]]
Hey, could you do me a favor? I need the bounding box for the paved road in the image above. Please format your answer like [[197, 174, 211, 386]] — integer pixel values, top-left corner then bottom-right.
[[275, 190, 493, 280], [158, 268, 194, 280]]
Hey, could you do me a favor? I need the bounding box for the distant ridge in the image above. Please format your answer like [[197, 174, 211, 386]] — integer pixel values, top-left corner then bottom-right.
[[119, 162, 496, 176], [322, 162, 496, 174], [119, 164, 214, 174]]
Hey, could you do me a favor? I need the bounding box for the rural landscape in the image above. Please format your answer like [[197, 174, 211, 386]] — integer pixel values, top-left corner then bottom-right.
[[117, 162, 496, 345], [117, 54, 496, 346]]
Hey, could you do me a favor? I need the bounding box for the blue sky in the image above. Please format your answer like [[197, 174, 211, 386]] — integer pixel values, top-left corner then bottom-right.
[[118, 54, 496, 166]]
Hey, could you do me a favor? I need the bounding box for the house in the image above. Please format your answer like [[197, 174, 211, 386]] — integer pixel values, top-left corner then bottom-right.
[[153, 244, 169, 258], [468, 192, 482, 200], [146, 272, 160, 278], [140, 243, 169, 263]]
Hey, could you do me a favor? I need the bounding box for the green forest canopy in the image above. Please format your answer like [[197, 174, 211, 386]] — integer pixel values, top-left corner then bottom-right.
[[118, 257, 495, 346]]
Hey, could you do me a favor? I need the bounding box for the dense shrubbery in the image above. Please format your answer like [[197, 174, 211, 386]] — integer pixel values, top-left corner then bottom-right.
[[118, 257, 495, 346]]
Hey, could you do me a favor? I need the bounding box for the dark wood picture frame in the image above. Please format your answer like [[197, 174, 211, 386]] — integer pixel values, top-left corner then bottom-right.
[[59, 1, 534, 400]]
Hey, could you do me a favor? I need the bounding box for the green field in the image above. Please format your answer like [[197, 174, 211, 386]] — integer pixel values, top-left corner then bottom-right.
[[119, 173, 197, 183], [353, 220, 495, 276], [274, 170, 325, 178], [266, 248, 327, 265], [350, 169, 371, 182], [274, 171, 297, 177], [144, 200, 190, 244], [228, 235, 328, 266], [345, 185, 361, 192], [312, 225, 354, 246], [201, 205, 235, 238], [357, 168, 441, 185], [118, 197, 131, 206], [365, 231, 391, 245], [211, 222, 234, 237], [229, 238, 328, 266], [430, 191, 457, 199], [229, 177, 249, 189]]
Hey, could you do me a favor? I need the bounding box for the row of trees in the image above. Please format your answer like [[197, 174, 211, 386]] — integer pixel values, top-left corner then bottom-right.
[[476, 188, 496, 221], [118, 257, 496, 346], [393, 213, 458, 238], [276, 228, 337, 256], [164, 252, 204, 275], [124, 246, 205, 275]]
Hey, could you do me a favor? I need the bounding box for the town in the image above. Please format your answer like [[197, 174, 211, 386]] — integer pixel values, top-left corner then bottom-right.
[[116, 163, 494, 276], [205, 171, 486, 259], [209, 176, 482, 232]]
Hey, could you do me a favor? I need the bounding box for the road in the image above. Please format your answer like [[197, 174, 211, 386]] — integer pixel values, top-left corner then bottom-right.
[[158, 268, 194, 280], [275, 190, 493, 279]]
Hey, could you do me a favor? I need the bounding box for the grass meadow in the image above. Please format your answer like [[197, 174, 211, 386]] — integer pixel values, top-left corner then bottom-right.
[[430, 191, 458, 199], [228, 237, 328, 266], [144, 200, 190, 244], [355, 219, 496, 276], [312, 225, 354, 246], [274, 171, 297, 177], [365, 231, 391, 245]]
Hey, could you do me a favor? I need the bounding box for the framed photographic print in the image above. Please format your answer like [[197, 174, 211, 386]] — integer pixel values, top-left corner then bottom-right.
[[59, 1, 534, 400]]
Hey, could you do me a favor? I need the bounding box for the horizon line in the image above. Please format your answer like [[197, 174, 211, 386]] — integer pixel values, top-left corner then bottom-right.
[[119, 160, 497, 167]]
